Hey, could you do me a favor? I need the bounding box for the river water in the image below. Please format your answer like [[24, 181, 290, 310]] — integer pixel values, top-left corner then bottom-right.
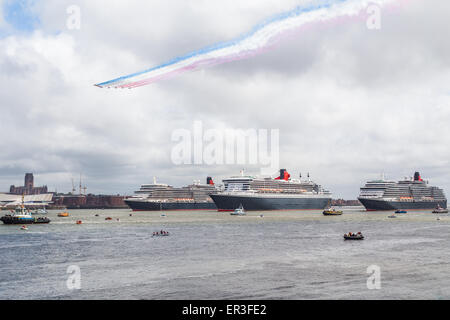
[[0, 207, 449, 299]]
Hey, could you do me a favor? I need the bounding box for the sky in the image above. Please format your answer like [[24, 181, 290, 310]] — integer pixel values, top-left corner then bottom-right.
[[0, 0, 449, 198]]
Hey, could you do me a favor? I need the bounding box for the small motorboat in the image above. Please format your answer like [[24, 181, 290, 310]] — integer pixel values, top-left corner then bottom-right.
[[152, 231, 170, 237], [432, 205, 448, 214], [58, 212, 70, 217], [20, 225, 29, 231], [344, 232, 364, 240], [388, 214, 397, 218], [394, 210, 407, 214], [323, 208, 343, 216], [76, 220, 83, 225], [32, 208, 48, 215], [105, 217, 113, 221], [231, 204, 246, 216]]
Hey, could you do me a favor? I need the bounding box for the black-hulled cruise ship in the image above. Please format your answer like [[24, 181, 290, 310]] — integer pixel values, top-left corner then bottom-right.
[[210, 169, 332, 211], [124, 177, 217, 211], [358, 172, 447, 211]]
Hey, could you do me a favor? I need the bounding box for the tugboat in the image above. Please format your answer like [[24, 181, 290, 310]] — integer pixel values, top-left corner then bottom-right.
[[323, 208, 343, 216], [344, 232, 364, 240], [432, 205, 449, 214], [231, 204, 246, 216], [1, 196, 50, 225]]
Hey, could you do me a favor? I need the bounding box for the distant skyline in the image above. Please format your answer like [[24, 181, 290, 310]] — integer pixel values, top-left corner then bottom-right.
[[1, 0, 450, 199]]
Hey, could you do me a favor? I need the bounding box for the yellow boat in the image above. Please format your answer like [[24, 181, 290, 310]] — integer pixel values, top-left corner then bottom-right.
[[323, 208, 343, 216], [58, 212, 70, 217]]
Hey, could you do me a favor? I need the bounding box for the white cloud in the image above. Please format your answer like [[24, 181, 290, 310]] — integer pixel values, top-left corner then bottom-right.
[[1, 0, 450, 198]]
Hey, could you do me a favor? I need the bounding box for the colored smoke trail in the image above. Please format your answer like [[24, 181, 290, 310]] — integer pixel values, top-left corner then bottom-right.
[[95, 0, 398, 89]]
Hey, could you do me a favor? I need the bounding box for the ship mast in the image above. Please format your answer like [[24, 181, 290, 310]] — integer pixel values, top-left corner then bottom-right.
[[71, 178, 76, 194]]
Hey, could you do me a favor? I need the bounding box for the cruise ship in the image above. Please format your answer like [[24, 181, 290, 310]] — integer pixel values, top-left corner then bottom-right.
[[210, 169, 332, 211], [124, 177, 217, 211], [358, 172, 447, 211]]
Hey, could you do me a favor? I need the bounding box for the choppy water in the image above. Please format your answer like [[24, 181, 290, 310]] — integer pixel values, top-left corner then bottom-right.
[[0, 207, 449, 300]]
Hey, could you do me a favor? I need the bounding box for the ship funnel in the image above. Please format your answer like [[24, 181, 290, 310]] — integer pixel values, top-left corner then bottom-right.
[[276, 169, 291, 181], [207, 177, 215, 185], [414, 172, 422, 181]]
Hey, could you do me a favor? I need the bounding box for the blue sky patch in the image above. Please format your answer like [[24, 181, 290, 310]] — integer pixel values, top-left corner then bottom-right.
[[2, 0, 40, 32]]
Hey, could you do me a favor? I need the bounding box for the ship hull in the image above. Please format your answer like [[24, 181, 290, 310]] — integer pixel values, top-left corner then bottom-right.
[[0, 216, 51, 225], [210, 194, 331, 211], [358, 198, 447, 211], [124, 199, 217, 211]]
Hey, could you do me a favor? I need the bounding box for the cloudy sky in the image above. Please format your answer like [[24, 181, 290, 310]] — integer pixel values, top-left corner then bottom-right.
[[0, 0, 449, 198]]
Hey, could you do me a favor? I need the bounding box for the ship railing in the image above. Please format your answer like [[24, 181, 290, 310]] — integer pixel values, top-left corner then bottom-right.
[[219, 191, 257, 195], [391, 197, 414, 202]]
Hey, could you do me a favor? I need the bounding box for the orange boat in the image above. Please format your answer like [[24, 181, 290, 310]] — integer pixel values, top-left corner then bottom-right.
[[58, 212, 70, 217]]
